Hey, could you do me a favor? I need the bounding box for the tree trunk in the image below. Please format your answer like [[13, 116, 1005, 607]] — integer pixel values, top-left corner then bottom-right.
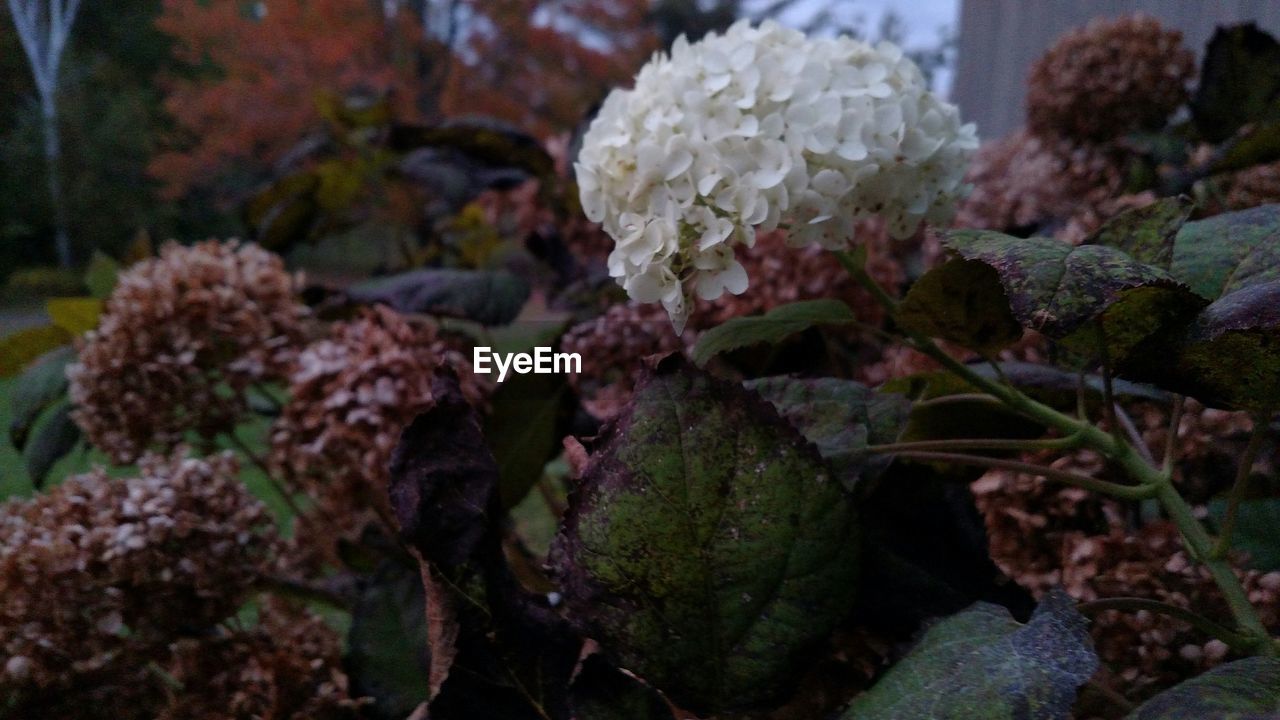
[[39, 88, 71, 268]]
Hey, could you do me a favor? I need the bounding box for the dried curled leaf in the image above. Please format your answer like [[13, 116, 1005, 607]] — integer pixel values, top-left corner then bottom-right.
[[550, 357, 859, 715]]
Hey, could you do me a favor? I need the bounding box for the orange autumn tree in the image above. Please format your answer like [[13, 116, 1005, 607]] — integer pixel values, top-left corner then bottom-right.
[[151, 0, 656, 205], [151, 0, 432, 203], [441, 0, 657, 135]]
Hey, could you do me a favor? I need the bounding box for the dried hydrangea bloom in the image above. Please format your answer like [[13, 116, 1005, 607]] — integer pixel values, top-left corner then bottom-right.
[[68, 240, 307, 463], [160, 598, 361, 720], [1218, 161, 1280, 212], [576, 19, 977, 329], [270, 305, 483, 568], [0, 450, 275, 694], [954, 129, 1125, 235], [1026, 14, 1194, 142], [974, 443, 1280, 701]]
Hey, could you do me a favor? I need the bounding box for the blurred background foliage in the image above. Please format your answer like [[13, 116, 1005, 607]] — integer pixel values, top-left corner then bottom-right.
[[0, 0, 952, 287]]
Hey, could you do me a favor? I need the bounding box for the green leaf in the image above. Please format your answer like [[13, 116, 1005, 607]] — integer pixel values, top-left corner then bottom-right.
[[1162, 280, 1280, 410], [1210, 497, 1280, 571], [943, 230, 1205, 363], [84, 251, 121, 300], [347, 560, 432, 720], [1190, 23, 1280, 143], [0, 325, 73, 378], [8, 345, 75, 450], [1126, 657, 1280, 720], [348, 269, 530, 326], [1123, 206, 1280, 409], [23, 399, 81, 489], [570, 655, 676, 720], [840, 590, 1098, 720], [746, 376, 910, 492], [486, 370, 573, 509], [1211, 120, 1280, 174], [549, 357, 859, 715], [691, 298, 855, 366], [1168, 205, 1280, 300], [898, 259, 1023, 354], [45, 297, 103, 337], [1085, 197, 1194, 268]]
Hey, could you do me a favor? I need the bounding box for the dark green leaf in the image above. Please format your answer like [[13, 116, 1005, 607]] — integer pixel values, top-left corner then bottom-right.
[[549, 357, 860, 714], [1126, 656, 1280, 719], [348, 269, 530, 326], [347, 560, 432, 720], [1191, 23, 1280, 143], [1085, 197, 1194, 268], [692, 298, 855, 366], [1168, 205, 1280, 300], [1120, 205, 1280, 409], [1211, 120, 1280, 174], [243, 171, 321, 251], [23, 400, 81, 489], [840, 591, 1097, 720], [84, 251, 121, 300], [1164, 280, 1280, 410], [8, 345, 75, 450], [570, 655, 676, 720], [487, 370, 574, 509], [476, 318, 576, 509], [943, 230, 1205, 363], [746, 376, 910, 492], [898, 259, 1023, 354], [1210, 497, 1280, 571], [856, 466, 1035, 633]]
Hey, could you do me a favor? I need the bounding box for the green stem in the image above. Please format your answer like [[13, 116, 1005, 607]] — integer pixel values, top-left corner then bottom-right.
[[891, 450, 1156, 500], [225, 430, 306, 519], [837, 250, 1276, 653], [865, 436, 1081, 454], [1213, 416, 1267, 559], [1078, 597, 1254, 653]]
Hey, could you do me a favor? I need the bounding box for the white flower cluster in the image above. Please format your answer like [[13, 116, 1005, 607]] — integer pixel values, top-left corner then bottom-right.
[[575, 20, 978, 330]]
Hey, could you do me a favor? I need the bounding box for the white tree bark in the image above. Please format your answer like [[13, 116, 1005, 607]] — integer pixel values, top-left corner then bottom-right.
[[6, 0, 83, 268]]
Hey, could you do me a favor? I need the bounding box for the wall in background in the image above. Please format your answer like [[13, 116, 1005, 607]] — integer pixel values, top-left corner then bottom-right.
[[952, 0, 1280, 139]]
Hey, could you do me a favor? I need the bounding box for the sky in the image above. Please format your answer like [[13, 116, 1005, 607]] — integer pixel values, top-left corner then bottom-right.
[[748, 0, 961, 93]]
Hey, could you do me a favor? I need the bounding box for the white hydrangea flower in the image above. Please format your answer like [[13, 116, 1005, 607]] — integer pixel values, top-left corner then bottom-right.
[[575, 19, 979, 331]]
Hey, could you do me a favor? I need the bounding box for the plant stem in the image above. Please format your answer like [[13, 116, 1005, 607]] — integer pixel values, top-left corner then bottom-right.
[[836, 250, 1276, 652], [890, 450, 1156, 499], [225, 430, 306, 519], [1163, 395, 1185, 475], [1212, 416, 1267, 560], [1078, 597, 1254, 653], [865, 437, 1081, 455]]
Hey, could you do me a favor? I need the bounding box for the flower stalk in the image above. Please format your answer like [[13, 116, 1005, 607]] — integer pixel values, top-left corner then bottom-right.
[[838, 250, 1277, 655]]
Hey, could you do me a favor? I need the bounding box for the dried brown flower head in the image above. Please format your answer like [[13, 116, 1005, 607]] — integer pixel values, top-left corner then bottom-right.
[[0, 450, 275, 695], [69, 240, 307, 463], [1026, 14, 1194, 142], [270, 304, 483, 569], [1219, 161, 1280, 212], [955, 130, 1126, 234], [160, 598, 361, 720]]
